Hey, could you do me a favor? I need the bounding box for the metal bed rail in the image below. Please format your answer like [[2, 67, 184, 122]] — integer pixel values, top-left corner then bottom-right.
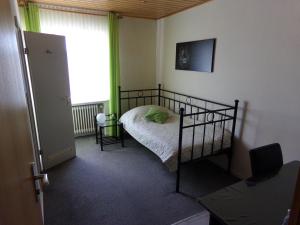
[[176, 100, 239, 192], [118, 84, 239, 193]]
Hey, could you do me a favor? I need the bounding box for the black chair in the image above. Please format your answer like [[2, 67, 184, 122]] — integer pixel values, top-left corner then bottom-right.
[[249, 143, 283, 178]]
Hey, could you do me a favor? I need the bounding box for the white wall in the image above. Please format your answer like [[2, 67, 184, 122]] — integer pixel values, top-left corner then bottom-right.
[[158, 0, 300, 178], [119, 17, 157, 90]]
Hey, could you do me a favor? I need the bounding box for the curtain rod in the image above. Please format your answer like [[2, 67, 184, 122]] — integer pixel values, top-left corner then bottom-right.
[[18, 1, 123, 18], [36, 3, 109, 17]]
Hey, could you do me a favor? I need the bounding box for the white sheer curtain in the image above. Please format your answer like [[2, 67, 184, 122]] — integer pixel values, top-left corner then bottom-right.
[[39, 9, 109, 104]]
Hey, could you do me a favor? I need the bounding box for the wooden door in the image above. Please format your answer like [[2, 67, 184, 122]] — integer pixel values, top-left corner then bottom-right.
[[24, 32, 76, 170], [0, 0, 43, 225]]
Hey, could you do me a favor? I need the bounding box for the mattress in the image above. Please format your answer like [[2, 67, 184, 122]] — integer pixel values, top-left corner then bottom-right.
[[120, 105, 231, 171]]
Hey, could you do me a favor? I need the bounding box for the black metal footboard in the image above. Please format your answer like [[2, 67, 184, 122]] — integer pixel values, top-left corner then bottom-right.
[[118, 84, 239, 193], [176, 100, 239, 192]]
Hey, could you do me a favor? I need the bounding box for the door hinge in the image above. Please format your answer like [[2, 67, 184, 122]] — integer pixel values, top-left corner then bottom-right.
[[24, 47, 29, 54]]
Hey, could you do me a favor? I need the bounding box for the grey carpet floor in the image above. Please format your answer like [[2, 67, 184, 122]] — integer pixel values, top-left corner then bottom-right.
[[44, 136, 238, 225]]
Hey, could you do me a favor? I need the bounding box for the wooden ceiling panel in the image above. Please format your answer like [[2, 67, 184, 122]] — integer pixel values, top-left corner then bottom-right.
[[25, 0, 211, 19]]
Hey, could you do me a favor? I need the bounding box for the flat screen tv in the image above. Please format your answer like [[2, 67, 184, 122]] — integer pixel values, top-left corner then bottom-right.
[[175, 38, 216, 73]]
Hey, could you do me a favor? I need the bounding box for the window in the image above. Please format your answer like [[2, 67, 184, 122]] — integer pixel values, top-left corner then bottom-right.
[[39, 9, 109, 104]]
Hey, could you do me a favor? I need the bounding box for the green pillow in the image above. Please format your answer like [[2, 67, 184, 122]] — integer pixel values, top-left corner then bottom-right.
[[145, 107, 169, 124]]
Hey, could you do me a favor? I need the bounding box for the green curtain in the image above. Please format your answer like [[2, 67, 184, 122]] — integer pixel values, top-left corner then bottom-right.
[[21, 3, 41, 32], [108, 12, 120, 136]]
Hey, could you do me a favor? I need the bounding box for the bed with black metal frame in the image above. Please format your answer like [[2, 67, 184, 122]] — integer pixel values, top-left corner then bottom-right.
[[118, 84, 239, 193]]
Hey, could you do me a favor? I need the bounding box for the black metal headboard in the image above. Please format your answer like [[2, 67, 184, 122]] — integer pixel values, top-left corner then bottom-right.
[[118, 86, 159, 119], [118, 84, 236, 121]]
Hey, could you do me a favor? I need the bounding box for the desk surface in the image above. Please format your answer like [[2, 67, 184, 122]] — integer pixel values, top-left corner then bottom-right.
[[199, 161, 300, 225]]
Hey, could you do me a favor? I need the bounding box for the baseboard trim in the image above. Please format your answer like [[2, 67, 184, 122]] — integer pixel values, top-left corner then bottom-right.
[[44, 146, 76, 170]]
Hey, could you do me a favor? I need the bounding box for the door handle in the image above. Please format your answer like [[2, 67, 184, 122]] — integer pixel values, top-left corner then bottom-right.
[[30, 162, 50, 201], [33, 173, 50, 186]]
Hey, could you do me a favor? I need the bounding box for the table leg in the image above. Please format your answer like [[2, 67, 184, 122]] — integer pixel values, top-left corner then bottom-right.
[[99, 126, 103, 151], [120, 123, 124, 148], [114, 123, 118, 140], [94, 116, 98, 144], [209, 215, 222, 225]]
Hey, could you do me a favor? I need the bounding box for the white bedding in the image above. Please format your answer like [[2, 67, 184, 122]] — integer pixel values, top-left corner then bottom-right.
[[120, 105, 231, 171]]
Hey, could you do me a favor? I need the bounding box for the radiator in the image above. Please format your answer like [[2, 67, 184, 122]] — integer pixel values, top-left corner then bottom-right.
[[71, 102, 104, 137]]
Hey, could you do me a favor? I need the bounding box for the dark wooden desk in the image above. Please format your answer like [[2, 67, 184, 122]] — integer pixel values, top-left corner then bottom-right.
[[199, 161, 300, 225]]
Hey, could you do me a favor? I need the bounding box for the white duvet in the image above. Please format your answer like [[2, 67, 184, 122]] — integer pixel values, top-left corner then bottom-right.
[[120, 105, 231, 171]]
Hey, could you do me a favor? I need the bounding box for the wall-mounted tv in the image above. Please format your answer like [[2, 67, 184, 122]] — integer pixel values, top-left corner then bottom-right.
[[175, 38, 216, 73]]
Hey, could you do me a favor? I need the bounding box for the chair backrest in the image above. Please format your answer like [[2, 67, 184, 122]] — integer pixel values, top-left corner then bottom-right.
[[249, 143, 283, 177]]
